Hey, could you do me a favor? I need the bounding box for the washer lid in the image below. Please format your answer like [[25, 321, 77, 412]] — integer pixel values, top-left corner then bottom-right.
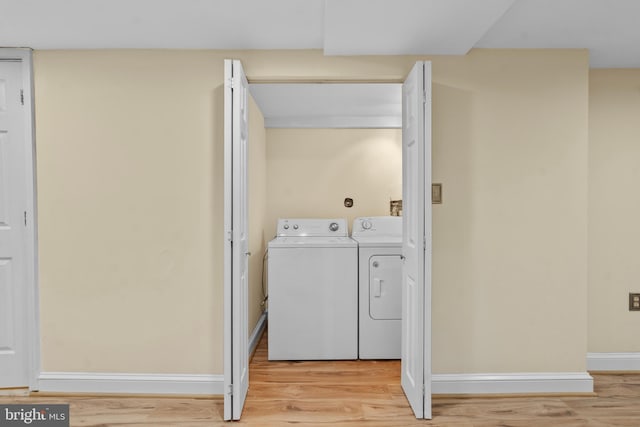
[[269, 236, 357, 248]]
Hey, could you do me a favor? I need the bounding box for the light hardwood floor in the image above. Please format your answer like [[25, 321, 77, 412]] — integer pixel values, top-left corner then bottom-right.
[[3, 332, 640, 426]]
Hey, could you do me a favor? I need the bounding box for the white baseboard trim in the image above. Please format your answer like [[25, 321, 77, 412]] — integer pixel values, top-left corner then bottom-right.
[[432, 372, 593, 395], [37, 370, 593, 396], [587, 352, 640, 371], [249, 311, 267, 356], [37, 372, 224, 395]]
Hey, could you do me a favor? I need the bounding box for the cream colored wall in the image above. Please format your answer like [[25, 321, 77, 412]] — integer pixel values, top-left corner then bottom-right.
[[264, 128, 401, 241], [248, 96, 267, 334], [34, 50, 226, 373], [588, 70, 640, 353], [33, 49, 589, 376], [430, 50, 588, 373]]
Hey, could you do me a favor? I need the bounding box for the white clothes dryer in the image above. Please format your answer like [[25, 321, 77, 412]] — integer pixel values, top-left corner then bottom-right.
[[352, 216, 403, 359], [268, 218, 358, 360]]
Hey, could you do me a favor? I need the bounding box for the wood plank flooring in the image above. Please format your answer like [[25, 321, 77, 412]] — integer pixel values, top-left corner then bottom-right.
[[2, 332, 640, 426]]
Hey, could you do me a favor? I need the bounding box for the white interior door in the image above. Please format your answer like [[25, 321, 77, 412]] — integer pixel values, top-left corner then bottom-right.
[[401, 61, 432, 419], [0, 58, 31, 388], [223, 59, 250, 421]]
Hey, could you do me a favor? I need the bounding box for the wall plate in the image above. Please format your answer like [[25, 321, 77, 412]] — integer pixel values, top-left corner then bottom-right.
[[432, 183, 442, 204]]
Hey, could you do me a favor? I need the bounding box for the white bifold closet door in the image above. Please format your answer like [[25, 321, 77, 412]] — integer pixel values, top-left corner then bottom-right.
[[401, 60, 432, 420], [223, 59, 250, 421]]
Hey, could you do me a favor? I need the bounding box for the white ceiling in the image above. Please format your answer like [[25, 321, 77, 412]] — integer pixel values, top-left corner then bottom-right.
[[323, 0, 514, 56], [1, 0, 639, 67], [250, 83, 402, 128]]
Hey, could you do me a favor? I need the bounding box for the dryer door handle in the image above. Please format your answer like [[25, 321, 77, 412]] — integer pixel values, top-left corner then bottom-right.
[[374, 278, 382, 297]]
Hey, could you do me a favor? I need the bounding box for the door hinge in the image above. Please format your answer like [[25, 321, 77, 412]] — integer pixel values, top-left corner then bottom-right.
[[227, 77, 240, 90], [227, 384, 233, 396], [423, 236, 427, 251], [20, 89, 24, 105], [24, 211, 27, 227], [227, 230, 233, 242], [423, 90, 427, 105]]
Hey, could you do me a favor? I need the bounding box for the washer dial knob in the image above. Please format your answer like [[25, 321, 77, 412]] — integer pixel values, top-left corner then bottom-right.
[[329, 222, 339, 232], [361, 219, 372, 230]]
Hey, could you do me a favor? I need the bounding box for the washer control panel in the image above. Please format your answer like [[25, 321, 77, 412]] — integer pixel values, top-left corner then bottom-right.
[[276, 218, 348, 237]]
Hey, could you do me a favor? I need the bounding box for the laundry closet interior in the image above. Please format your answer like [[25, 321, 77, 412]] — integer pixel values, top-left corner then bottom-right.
[[247, 82, 404, 363]]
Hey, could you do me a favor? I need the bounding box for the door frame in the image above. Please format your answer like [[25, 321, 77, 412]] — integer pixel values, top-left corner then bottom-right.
[[0, 48, 40, 390], [223, 59, 234, 420], [224, 60, 432, 419]]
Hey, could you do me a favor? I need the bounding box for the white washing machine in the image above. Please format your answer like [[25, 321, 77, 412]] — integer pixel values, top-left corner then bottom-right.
[[268, 218, 358, 360], [352, 216, 403, 359]]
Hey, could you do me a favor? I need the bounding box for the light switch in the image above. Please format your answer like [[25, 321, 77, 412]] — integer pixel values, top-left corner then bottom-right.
[[432, 183, 442, 204]]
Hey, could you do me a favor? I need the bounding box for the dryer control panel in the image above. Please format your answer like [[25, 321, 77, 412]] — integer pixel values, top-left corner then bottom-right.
[[352, 216, 402, 237], [276, 218, 348, 237]]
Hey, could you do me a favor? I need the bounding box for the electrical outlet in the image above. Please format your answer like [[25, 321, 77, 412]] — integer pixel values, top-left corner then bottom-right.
[[629, 293, 640, 311]]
